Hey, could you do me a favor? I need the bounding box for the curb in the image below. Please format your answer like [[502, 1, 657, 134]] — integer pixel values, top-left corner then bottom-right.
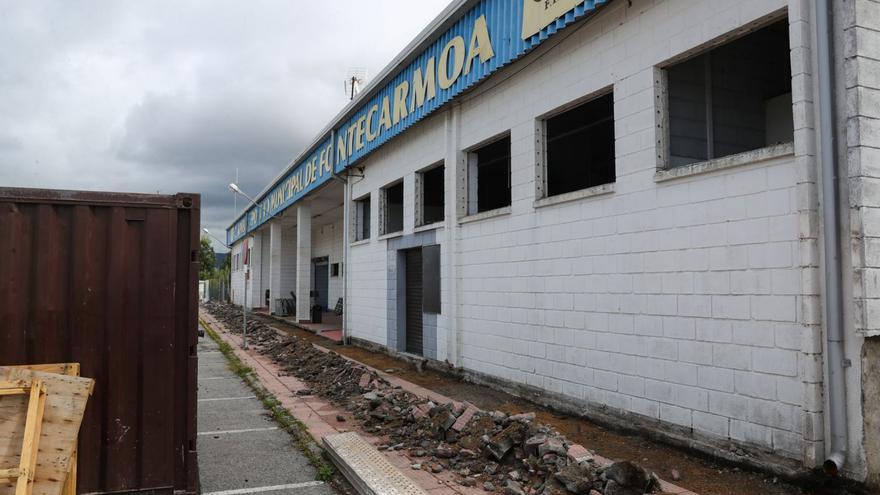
[[200, 311, 697, 495]]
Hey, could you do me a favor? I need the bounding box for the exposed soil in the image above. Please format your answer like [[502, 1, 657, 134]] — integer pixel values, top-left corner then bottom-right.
[[237, 308, 864, 495], [205, 302, 663, 495]]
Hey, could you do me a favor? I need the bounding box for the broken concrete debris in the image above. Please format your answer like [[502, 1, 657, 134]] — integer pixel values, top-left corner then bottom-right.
[[567, 444, 593, 465], [204, 302, 660, 494]]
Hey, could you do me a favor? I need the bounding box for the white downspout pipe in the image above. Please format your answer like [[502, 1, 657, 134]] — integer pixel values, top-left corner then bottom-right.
[[340, 171, 350, 345], [816, 0, 847, 476]]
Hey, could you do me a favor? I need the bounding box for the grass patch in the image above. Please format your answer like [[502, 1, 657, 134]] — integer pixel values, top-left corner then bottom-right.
[[199, 318, 335, 481]]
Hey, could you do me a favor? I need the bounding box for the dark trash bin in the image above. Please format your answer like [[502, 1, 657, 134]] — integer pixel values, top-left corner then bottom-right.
[[311, 305, 323, 323]]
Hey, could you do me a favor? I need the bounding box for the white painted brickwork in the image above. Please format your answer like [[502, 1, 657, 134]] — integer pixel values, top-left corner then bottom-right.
[[313, 214, 345, 307], [231, 242, 245, 306], [349, 112, 449, 350], [230, 231, 266, 308], [845, 0, 880, 337], [346, 0, 821, 465], [836, 0, 880, 480]]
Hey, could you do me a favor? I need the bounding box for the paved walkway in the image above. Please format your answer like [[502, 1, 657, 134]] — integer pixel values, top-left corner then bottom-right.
[[197, 328, 336, 495], [199, 310, 696, 495]]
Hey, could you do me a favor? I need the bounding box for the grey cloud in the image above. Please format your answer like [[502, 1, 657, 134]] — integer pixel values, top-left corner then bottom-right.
[[116, 90, 307, 168], [0, 134, 22, 151], [0, 0, 450, 251]]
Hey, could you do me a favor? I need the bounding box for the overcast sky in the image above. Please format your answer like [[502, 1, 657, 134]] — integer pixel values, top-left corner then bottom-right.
[[0, 1, 449, 251]]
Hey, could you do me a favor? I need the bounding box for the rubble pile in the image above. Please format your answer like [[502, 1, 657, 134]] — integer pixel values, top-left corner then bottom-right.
[[203, 301, 280, 346], [202, 302, 660, 495]]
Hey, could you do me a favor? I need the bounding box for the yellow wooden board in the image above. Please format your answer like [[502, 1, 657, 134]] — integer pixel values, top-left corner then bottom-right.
[[5, 365, 81, 495], [6, 379, 47, 495], [0, 367, 93, 495], [5, 366, 79, 378]]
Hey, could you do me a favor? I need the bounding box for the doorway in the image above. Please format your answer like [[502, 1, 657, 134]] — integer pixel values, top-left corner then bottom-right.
[[313, 257, 329, 310], [404, 248, 423, 355]]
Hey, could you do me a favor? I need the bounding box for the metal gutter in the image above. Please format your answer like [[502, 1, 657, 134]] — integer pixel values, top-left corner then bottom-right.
[[815, 0, 848, 476]]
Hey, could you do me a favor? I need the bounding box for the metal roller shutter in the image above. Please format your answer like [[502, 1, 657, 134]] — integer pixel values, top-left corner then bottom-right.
[[405, 248, 423, 355]]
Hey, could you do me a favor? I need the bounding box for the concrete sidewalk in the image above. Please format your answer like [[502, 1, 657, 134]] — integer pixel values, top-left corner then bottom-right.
[[200, 310, 697, 495], [197, 329, 337, 495]]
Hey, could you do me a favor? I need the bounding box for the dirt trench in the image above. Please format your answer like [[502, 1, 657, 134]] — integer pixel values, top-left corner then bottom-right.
[[251, 312, 863, 495]]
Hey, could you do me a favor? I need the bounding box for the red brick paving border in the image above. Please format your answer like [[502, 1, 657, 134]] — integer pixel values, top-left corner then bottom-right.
[[199, 310, 696, 495]]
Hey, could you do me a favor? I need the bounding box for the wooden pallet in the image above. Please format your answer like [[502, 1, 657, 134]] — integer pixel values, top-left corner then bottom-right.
[[0, 379, 47, 495], [6, 365, 81, 495], [0, 366, 93, 495]]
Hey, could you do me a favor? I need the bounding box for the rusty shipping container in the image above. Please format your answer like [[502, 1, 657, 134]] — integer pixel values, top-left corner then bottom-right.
[[0, 187, 199, 495]]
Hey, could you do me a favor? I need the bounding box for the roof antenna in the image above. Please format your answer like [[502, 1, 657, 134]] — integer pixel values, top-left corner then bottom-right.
[[344, 68, 368, 101]]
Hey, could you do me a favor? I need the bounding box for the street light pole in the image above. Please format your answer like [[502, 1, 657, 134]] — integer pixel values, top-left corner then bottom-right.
[[243, 264, 249, 349], [226, 184, 272, 350], [202, 228, 230, 250], [228, 183, 279, 220]]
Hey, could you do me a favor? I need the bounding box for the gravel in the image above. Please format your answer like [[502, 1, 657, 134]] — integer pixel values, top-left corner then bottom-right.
[[203, 302, 660, 495]]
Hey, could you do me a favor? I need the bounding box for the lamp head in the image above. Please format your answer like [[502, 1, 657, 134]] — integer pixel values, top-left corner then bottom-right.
[[228, 183, 242, 194]]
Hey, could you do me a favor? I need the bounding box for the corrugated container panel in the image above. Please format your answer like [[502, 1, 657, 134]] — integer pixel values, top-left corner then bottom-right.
[[0, 187, 200, 495]]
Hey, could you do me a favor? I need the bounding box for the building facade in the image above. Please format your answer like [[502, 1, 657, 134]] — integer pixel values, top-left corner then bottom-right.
[[227, 0, 880, 484]]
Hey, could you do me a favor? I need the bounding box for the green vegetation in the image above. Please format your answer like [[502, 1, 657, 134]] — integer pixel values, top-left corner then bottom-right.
[[199, 236, 216, 280], [208, 250, 231, 300]]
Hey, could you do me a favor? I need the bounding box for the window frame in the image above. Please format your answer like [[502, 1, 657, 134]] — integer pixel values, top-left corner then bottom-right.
[[463, 132, 512, 217], [352, 193, 372, 242], [535, 87, 616, 201], [654, 14, 794, 175], [415, 161, 445, 227], [380, 180, 405, 236]]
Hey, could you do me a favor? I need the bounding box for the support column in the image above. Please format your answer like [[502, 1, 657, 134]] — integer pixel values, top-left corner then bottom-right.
[[269, 221, 283, 314], [342, 178, 351, 341], [444, 104, 462, 366], [247, 233, 263, 309], [295, 203, 312, 322]]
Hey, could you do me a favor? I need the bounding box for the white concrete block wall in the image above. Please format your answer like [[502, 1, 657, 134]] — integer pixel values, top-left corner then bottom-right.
[[344, 0, 823, 466], [247, 231, 264, 309], [461, 2, 809, 459], [258, 227, 271, 307], [228, 232, 266, 309], [222, 0, 880, 479], [348, 234, 391, 344], [231, 241, 245, 306], [846, 1, 880, 335], [312, 213, 345, 308], [269, 221, 297, 310], [348, 112, 447, 349], [839, 0, 880, 480], [280, 224, 297, 299]]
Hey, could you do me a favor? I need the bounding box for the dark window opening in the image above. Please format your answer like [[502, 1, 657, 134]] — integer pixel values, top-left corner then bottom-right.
[[545, 92, 615, 197], [666, 19, 792, 167], [384, 182, 404, 234], [355, 195, 370, 241], [469, 135, 511, 214], [421, 165, 445, 225], [331, 263, 341, 277]]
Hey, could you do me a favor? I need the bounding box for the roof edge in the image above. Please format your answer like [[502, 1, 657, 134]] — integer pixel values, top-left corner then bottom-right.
[[227, 0, 475, 229]]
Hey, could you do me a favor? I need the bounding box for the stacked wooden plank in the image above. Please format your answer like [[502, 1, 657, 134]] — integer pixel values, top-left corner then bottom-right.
[[0, 365, 93, 495]]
